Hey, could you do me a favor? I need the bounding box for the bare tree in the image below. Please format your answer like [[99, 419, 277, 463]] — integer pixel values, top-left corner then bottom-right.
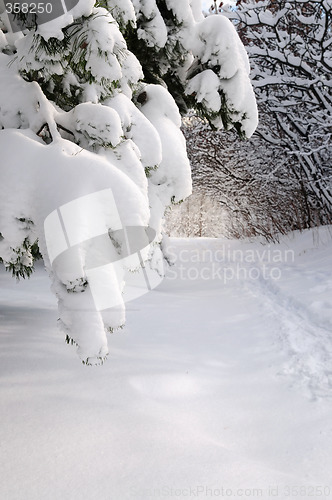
[[220, 0, 332, 226], [180, 114, 311, 241], [164, 190, 225, 238]]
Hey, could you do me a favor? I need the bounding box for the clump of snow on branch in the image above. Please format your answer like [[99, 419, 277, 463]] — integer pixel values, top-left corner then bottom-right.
[[132, 0, 167, 48], [36, 0, 96, 40], [187, 15, 258, 135]]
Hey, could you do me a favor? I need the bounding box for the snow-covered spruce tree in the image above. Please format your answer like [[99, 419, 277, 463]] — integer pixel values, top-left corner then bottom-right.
[[220, 0, 332, 226], [0, 1, 257, 364]]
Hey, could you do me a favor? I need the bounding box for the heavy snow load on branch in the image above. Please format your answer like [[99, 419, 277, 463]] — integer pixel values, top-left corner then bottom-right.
[[187, 14, 257, 136], [0, 0, 257, 364]]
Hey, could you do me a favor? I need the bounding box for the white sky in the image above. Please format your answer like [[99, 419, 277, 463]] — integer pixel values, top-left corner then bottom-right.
[[201, 0, 235, 11], [202, 0, 211, 10]]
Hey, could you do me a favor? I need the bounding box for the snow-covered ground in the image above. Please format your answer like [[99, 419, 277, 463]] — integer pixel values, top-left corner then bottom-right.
[[1, 226, 332, 500]]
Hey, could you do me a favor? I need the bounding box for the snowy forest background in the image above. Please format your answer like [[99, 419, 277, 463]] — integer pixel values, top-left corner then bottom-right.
[[166, 0, 332, 240]]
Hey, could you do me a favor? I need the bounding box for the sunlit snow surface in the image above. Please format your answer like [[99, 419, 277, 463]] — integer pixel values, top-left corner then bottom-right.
[[1, 227, 332, 499]]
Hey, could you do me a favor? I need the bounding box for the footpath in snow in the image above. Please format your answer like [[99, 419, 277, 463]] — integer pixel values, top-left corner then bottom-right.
[[1, 226, 332, 500]]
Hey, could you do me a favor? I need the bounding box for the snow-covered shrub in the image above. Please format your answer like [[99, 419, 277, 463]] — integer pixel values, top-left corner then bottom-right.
[[0, 0, 257, 363]]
